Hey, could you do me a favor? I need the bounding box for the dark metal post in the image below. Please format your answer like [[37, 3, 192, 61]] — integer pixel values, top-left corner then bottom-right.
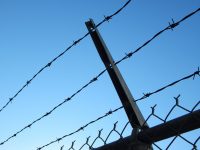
[[85, 19, 148, 129]]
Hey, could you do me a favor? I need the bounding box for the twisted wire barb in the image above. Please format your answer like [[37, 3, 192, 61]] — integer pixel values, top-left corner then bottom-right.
[[0, 0, 132, 114], [37, 68, 199, 149]]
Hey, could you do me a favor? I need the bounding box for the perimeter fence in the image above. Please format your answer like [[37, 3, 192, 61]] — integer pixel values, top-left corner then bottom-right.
[[0, 1, 199, 150]]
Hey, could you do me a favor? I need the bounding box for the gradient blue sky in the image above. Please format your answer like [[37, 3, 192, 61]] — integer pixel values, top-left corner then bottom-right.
[[0, 1, 200, 150]]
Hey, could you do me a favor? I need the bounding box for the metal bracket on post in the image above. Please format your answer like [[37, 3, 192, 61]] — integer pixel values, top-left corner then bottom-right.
[[85, 19, 148, 130]]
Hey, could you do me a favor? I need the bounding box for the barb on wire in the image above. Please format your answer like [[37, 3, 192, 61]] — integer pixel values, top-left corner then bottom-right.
[[0, 0, 132, 114], [37, 68, 199, 149]]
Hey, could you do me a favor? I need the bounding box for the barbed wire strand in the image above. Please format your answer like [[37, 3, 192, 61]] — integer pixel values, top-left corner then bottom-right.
[[36, 68, 200, 150], [114, 8, 200, 65], [0, 69, 107, 146], [0, 0, 132, 114], [38, 8, 200, 149], [36, 107, 123, 150], [135, 67, 200, 102], [0, 7, 199, 146], [66, 121, 131, 150]]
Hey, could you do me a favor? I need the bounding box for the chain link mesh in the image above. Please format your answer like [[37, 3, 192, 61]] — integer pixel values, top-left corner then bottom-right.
[[60, 96, 199, 150]]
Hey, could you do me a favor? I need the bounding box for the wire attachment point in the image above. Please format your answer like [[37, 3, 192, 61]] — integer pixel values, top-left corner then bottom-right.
[[26, 80, 31, 85], [125, 52, 133, 58], [104, 15, 112, 22], [168, 18, 179, 31], [143, 93, 151, 98]]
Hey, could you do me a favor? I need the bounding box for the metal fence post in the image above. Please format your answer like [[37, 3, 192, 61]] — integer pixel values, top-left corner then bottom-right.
[[85, 19, 151, 150]]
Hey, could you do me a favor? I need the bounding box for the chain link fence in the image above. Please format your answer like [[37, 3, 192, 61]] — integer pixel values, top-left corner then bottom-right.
[[60, 96, 199, 150]]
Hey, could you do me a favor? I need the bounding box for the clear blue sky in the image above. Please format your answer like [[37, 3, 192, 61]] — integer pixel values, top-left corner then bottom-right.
[[0, 0, 199, 150]]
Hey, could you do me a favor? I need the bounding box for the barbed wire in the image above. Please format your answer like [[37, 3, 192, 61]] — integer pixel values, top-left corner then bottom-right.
[[38, 7, 200, 150], [114, 7, 200, 65], [0, 69, 107, 146], [0, 0, 132, 114], [35, 68, 200, 150], [0, 7, 199, 146], [135, 67, 200, 102], [60, 97, 199, 150]]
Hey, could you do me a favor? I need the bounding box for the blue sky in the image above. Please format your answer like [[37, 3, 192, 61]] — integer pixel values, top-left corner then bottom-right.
[[0, 0, 200, 150]]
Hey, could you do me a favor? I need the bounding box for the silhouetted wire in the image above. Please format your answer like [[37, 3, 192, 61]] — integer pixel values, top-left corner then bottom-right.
[[51, 8, 200, 150], [0, 0, 132, 114], [114, 8, 200, 65], [36, 107, 124, 150], [0, 0, 132, 146], [36, 68, 200, 150], [0, 6, 199, 147], [135, 67, 200, 102]]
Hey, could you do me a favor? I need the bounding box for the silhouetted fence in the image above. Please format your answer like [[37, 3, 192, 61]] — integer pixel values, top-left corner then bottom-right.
[[0, 1, 199, 150], [61, 96, 199, 150]]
